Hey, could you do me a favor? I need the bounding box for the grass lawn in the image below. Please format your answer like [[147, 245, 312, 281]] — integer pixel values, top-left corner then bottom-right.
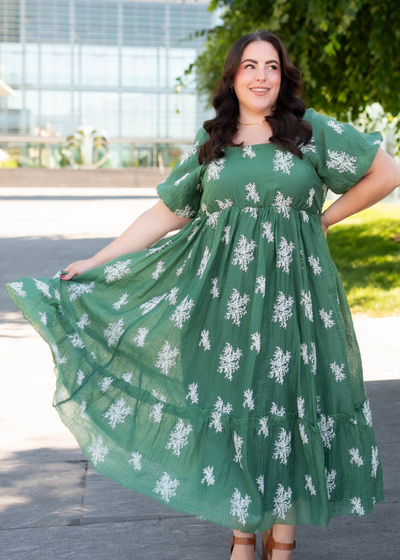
[[323, 201, 400, 318]]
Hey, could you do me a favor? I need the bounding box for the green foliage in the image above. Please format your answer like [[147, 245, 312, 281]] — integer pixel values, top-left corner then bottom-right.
[[185, 0, 400, 122], [324, 202, 400, 317]]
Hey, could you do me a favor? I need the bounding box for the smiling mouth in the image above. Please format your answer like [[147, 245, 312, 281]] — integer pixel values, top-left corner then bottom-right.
[[250, 88, 270, 92]]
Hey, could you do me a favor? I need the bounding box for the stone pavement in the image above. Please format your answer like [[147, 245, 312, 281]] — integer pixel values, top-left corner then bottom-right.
[[0, 187, 399, 559]]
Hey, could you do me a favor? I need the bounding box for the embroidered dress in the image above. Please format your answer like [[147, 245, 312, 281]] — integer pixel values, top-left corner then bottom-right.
[[5, 108, 385, 532]]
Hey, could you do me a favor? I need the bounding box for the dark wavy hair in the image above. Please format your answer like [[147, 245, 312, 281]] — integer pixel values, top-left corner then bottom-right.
[[198, 30, 313, 164]]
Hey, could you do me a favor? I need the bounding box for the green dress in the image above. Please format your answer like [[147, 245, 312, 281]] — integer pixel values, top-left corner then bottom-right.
[[5, 108, 385, 532]]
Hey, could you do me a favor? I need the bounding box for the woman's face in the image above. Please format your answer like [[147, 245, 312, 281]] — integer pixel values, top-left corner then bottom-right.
[[233, 40, 281, 118]]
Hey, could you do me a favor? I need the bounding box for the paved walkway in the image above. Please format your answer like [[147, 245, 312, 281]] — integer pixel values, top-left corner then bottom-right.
[[0, 187, 399, 559]]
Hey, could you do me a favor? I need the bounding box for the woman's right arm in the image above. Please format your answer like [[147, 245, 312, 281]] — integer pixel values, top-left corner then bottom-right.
[[60, 199, 193, 280]]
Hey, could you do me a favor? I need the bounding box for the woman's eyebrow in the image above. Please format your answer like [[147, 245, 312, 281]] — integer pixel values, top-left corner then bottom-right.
[[241, 58, 279, 65]]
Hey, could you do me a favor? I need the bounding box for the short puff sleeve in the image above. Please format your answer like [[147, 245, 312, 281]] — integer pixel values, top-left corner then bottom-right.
[[156, 127, 208, 218], [304, 108, 383, 194]]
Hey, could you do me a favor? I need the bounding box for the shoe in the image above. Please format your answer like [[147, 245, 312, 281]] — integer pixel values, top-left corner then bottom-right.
[[230, 532, 256, 557], [262, 527, 296, 560]]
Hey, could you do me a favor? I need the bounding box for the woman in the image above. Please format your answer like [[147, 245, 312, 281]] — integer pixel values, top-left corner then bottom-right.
[[5, 30, 399, 560]]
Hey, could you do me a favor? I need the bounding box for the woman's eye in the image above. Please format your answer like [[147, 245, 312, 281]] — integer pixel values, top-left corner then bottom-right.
[[268, 65, 278, 70], [245, 64, 255, 69]]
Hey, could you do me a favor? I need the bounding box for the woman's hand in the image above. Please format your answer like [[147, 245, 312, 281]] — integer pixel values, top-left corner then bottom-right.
[[60, 258, 97, 281], [320, 212, 330, 238]]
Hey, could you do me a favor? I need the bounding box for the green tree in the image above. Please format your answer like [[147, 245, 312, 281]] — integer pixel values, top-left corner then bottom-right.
[[183, 0, 400, 123]]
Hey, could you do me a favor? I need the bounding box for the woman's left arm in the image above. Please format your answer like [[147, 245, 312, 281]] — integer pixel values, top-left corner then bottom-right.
[[321, 148, 400, 232]]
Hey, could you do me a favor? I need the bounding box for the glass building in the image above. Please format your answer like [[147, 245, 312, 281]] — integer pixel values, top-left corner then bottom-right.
[[0, 0, 215, 167]]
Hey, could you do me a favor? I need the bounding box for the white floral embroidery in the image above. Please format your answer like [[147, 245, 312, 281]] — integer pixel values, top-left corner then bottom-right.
[[255, 275, 266, 298], [87, 434, 109, 466], [272, 484, 293, 520], [231, 234, 257, 271], [151, 260, 165, 280], [39, 311, 47, 325], [79, 399, 87, 419], [371, 446, 379, 478], [103, 318, 125, 347], [33, 278, 52, 299], [67, 332, 85, 349], [77, 312, 91, 329], [199, 329, 211, 350], [103, 397, 133, 429], [250, 332, 261, 354], [300, 289, 314, 322], [175, 205, 197, 218], [325, 468, 337, 500], [233, 431, 244, 470], [243, 388, 255, 411], [242, 206, 258, 219], [326, 149, 357, 174], [179, 141, 199, 165], [206, 158, 225, 181], [261, 221, 275, 242], [215, 198, 234, 209], [300, 210, 310, 222], [272, 427, 292, 465], [318, 414, 336, 449], [177, 249, 193, 276], [297, 397, 305, 418], [270, 402, 286, 417], [272, 191, 293, 219], [362, 399, 373, 427], [185, 382, 199, 404], [112, 293, 129, 310], [308, 255, 323, 275], [98, 376, 113, 393], [169, 294, 195, 329], [299, 423, 309, 444], [327, 120, 344, 134], [269, 346, 291, 385], [104, 260, 132, 283], [330, 361, 346, 382], [133, 326, 149, 347], [221, 225, 231, 245], [153, 471, 180, 503], [210, 277, 220, 298], [68, 281, 95, 301], [165, 417, 193, 457], [209, 396, 233, 433], [122, 372, 133, 384], [306, 188, 315, 207], [258, 417, 269, 438], [225, 288, 250, 327], [201, 466, 216, 486], [271, 290, 294, 329], [304, 474, 317, 495], [77, 369, 85, 386], [242, 145, 256, 159], [316, 395, 322, 413], [155, 340, 180, 376], [146, 239, 173, 257], [174, 172, 190, 186], [127, 451, 142, 470], [244, 182, 260, 202], [6, 281, 27, 298], [149, 390, 167, 423], [217, 341, 243, 381], [309, 342, 317, 374], [319, 308, 335, 328], [230, 487, 252, 526], [299, 136, 317, 154], [350, 497, 365, 516], [273, 150, 294, 175], [349, 447, 364, 467], [206, 210, 222, 229], [196, 246, 212, 279], [256, 474, 265, 495], [276, 236, 295, 274]]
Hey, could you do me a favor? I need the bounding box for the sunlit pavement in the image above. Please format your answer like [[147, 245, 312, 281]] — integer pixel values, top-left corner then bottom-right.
[[1, 187, 399, 559]]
